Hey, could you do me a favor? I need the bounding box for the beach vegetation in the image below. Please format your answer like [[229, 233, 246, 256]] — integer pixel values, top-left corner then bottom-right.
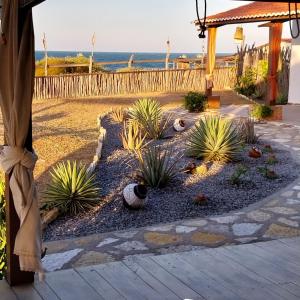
[[251, 104, 273, 120], [121, 120, 146, 152]]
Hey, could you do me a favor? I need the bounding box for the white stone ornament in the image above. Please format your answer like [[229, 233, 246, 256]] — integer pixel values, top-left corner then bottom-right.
[[173, 118, 186, 132], [123, 184, 147, 209]]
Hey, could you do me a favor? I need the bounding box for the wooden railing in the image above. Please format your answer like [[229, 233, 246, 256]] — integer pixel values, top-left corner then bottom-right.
[[34, 67, 236, 100]]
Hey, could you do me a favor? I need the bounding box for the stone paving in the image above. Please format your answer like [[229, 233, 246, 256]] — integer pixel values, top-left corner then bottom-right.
[[42, 108, 300, 272]]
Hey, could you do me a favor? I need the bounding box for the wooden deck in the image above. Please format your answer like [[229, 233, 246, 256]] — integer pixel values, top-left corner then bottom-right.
[[1, 238, 300, 300]]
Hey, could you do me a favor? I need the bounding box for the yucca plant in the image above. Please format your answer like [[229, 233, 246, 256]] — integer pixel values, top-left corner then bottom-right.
[[136, 146, 178, 188], [237, 118, 259, 144], [186, 116, 242, 162], [44, 161, 100, 215], [121, 120, 146, 151], [110, 107, 127, 123], [129, 98, 171, 140]]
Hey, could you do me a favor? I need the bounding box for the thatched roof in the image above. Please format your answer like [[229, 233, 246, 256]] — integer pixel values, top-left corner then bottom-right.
[[0, 0, 45, 9], [195, 2, 300, 27]]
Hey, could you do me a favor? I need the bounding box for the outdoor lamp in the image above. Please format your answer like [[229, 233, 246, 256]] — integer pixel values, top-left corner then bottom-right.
[[234, 26, 244, 43]]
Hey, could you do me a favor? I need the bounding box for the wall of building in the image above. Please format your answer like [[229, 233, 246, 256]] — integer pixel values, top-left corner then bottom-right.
[[288, 21, 300, 104]]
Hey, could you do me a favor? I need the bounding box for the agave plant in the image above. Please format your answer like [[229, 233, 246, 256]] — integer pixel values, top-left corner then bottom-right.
[[44, 161, 100, 215], [136, 146, 178, 188], [121, 120, 146, 151], [186, 116, 242, 162], [110, 107, 126, 123], [129, 98, 171, 140], [237, 117, 259, 144]]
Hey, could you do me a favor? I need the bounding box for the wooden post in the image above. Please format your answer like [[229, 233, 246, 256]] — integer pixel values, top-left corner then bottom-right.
[[165, 39, 170, 70], [42, 33, 48, 76], [205, 27, 217, 97], [128, 54, 134, 69], [5, 117, 34, 286], [266, 22, 283, 105]]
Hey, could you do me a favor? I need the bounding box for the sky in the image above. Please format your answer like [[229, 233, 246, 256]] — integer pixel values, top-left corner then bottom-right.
[[33, 0, 291, 53]]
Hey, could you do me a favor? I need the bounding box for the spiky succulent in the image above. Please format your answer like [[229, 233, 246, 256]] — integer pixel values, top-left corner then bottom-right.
[[110, 107, 127, 123], [186, 116, 242, 162], [121, 120, 146, 151], [136, 146, 178, 188], [43, 161, 100, 215], [129, 98, 171, 140]]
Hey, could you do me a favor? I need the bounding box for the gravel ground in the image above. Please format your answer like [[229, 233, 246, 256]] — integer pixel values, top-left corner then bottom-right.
[[44, 114, 300, 241]]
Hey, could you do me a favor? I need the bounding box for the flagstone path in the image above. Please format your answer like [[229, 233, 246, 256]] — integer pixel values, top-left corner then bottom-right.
[[42, 111, 300, 272]]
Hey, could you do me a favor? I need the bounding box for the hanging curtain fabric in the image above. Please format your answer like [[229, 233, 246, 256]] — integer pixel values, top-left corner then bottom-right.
[[0, 0, 44, 278], [205, 27, 217, 92]]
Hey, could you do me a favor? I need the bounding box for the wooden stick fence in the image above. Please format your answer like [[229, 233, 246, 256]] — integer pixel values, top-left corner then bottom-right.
[[34, 67, 236, 100]]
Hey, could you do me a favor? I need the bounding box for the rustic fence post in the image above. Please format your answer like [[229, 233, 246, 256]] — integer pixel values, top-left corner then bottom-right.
[[42, 33, 48, 76], [128, 54, 134, 69]]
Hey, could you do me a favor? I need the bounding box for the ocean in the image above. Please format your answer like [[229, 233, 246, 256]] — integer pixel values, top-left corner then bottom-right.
[[35, 51, 232, 71]]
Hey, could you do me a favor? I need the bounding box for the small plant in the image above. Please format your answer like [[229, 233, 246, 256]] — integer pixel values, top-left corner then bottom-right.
[[136, 146, 178, 188], [194, 163, 209, 176], [266, 154, 278, 165], [235, 67, 257, 97], [237, 118, 259, 144], [251, 104, 273, 120], [129, 98, 171, 140], [110, 107, 126, 123], [44, 161, 100, 215], [121, 120, 146, 151], [230, 164, 248, 186], [186, 116, 242, 162], [263, 145, 273, 153], [276, 93, 288, 105], [184, 92, 207, 113], [258, 166, 278, 180]]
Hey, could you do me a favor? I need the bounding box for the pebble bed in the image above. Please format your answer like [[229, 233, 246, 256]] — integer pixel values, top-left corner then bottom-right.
[[44, 115, 299, 241]]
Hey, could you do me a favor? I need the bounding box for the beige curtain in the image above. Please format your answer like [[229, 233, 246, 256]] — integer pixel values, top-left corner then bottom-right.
[[0, 0, 43, 277], [205, 27, 217, 91]]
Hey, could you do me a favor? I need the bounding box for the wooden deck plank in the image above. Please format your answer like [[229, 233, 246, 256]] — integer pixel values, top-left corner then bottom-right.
[[45, 269, 101, 300], [134, 256, 201, 300], [250, 242, 300, 277], [91, 261, 163, 300], [180, 249, 283, 300], [152, 254, 240, 300], [229, 243, 300, 284], [123, 259, 181, 300], [221, 244, 299, 284], [76, 266, 123, 300], [13, 285, 43, 300], [0, 279, 18, 300], [33, 279, 61, 300], [205, 247, 300, 300]]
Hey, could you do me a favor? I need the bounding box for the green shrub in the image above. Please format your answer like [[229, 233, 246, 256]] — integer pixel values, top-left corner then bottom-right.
[[251, 104, 273, 120], [0, 178, 5, 280], [184, 92, 207, 113], [0, 225, 5, 280], [235, 67, 257, 97], [129, 98, 171, 140], [121, 120, 146, 151], [257, 60, 268, 79], [276, 93, 288, 105], [43, 161, 100, 215], [136, 146, 178, 188], [186, 116, 242, 162], [230, 165, 248, 186]]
